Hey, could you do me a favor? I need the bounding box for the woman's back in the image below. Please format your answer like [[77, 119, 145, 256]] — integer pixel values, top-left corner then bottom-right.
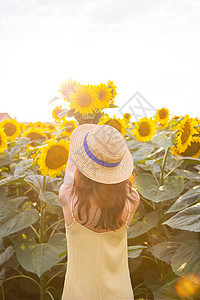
[[62, 185, 139, 233], [61, 192, 137, 300]]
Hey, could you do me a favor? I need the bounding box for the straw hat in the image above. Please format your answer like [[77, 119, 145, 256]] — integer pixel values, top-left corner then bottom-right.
[[69, 124, 133, 184]]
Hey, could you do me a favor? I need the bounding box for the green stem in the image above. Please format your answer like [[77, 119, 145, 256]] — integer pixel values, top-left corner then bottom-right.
[[46, 270, 64, 287], [149, 167, 159, 186], [30, 225, 40, 239], [158, 147, 170, 224], [40, 273, 46, 300], [39, 200, 46, 244], [49, 221, 63, 239], [16, 185, 19, 197], [158, 202, 163, 224], [133, 282, 145, 290], [154, 157, 163, 172], [141, 255, 157, 264], [160, 147, 170, 185], [1, 285, 5, 300], [163, 163, 182, 181], [44, 290, 54, 300], [40, 176, 47, 300], [44, 218, 65, 234], [140, 196, 156, 210], [2, 274, 40, 289]]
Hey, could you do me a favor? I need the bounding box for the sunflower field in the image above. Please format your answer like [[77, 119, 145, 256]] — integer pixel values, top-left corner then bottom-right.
[[0, 80, 200, 300]]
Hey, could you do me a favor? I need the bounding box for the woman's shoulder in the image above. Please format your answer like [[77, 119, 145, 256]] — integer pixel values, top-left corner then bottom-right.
[[59, 184, 73, 207]]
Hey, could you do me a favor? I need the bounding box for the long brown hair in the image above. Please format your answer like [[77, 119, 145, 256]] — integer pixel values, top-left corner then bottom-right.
[[70, 168, 137, 231]]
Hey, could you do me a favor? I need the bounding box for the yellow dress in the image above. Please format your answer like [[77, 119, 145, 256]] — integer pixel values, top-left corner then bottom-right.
[[61, 193, 134, 300]]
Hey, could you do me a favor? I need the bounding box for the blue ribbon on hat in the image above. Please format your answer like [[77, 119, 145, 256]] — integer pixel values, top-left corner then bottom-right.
[[83, 132, 122, 167]]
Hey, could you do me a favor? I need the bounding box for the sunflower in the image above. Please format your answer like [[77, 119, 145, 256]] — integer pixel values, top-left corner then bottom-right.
[[175, 115, 198, 153], [133, 117, 156, 142], [155, 107, 169, 124], [44, 132, 55, 140], [157, 121, 169, 130], [0, 128, 8, 153], [69, 85, 98, 116], [19, 123, 26, 131], [58, 79, 77, 100], [52, 106, 64, 122], [23, 129, 45, 147], [195, 119, 200, 134], [0, 119, 21, 141], [93, 84, 112, 109], [24, 122, 33, 130], [98, 114, 127, 137], [171, 115, 181, 121], [34, 121, 45, 130], [60, 120, 77, 137], [46, 124, 57, 131], [107, 80, 118, 100], [38, 139, 69, 178], [171, 136, 200, 158], [123, 113, 131, 122]]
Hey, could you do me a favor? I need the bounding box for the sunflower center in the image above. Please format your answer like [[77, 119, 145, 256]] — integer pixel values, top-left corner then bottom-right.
[[106, 119, 121, 132], [98, 90, 106, 102], [54, 107, 62, 118], [159, 109, 167, 119], [181, 121, 191, 144], [4, 123, 17, 136], [182, 141, 200, 157], [27, 132, 43, 141], [124, 113, 131, 120], [49, 125, 55, 130], [45, 145, 68, 169], [65, 122, 75, 132], [77, 93, 92, 107], [138, 122, 151, 136]]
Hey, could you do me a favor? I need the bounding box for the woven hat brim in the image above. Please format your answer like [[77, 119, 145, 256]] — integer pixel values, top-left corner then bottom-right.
[[69, 124, 133, 184]]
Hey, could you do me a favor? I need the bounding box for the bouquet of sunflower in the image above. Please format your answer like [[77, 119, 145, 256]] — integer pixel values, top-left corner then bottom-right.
[[51, 80, 118, 125]]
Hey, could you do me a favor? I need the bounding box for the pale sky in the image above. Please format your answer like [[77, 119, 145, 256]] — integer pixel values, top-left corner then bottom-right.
[[0, 0, 200, 122]]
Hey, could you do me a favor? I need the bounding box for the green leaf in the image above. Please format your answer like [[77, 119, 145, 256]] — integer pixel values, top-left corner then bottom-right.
[[7, 196, 28, 208], [0, 268, 6, 286], [127, 245, 147, 259], [172, 239, 200, 276], [39, 192, 61, 207], [24, 175, 44, 193], [127, 211, 159, 239], [153, 278, 180, 300], [131, 145, 154, 163], [0, 175, 25, 186], [166, 185, 200, 213], [148, 241, 181, 264], [174, 169, 200, 181], [136, 174, 184, 203], [10, 137, 30, 157], [14, 159, 33, 177], [163, 203, 200, 232], [0, 245, 13, 265], [0, 207, 39, 237], [151, 132, 173, 149], [126, 139, 140, 150], [181, 157, 200, 165], [14, 233, 67, 277], [0, 151, 12, 167]]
